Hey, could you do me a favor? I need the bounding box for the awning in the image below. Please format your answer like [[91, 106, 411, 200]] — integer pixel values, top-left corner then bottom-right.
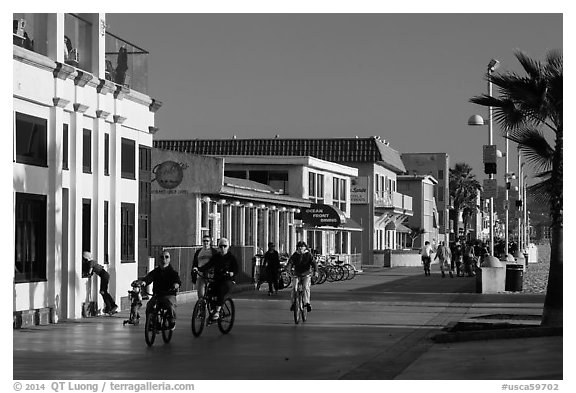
[[385, 221, 411, 233], [298, 204, 363, 232]]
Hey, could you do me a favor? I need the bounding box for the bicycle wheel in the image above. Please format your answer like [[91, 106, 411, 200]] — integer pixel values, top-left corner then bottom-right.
[[300, 292, 307, 322], [191, 299, 206, 337], [144, 313, 157, 347], [281, 270, 292, 289], [293, 288, 301, 324], [217, 298, 235, 334], [161, 313, 173, 343], [318, 267, 327, 284], [344, 264, 356, 280], [335, 265, 345, 281]]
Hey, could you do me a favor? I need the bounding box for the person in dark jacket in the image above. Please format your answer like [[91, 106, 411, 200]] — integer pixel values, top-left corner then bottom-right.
[[83, 251, 118, 314], [194, 238, 239, 321], [140, 251, 181, 330], [285, 241, 318, 312], [262, 242, 281, 296]]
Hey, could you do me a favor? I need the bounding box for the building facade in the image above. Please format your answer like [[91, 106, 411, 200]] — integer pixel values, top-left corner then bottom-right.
[[151, 149, 360, 290], [154, 137, 412, 267], [13, 13, 160, 324], [397, 174, 439, 248], [401, 153, 450, 243]]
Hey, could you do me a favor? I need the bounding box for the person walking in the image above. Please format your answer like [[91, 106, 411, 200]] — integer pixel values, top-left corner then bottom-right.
[[421, 241, 433, 276], [191, 235, 218, 298], [434, 241, 453, 278], [464, 241, 477, 277], [262, 242, 281, 295], [82, 251, 118, 314], [451, 240, 464, 277]]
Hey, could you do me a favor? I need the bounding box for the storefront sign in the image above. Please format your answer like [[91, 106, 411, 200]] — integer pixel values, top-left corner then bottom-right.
[[301, 204, 345, 227], [151, 149, 224, 195], [350, 176, 369, 204]]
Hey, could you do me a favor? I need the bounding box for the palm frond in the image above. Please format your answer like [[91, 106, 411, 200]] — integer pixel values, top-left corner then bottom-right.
[[505, 128, 554, 172], [514, 49, 543, 80], [527, 177, 554, 207]]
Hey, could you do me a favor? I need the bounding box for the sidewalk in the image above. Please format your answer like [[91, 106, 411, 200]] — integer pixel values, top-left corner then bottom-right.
[[344, 266, 562, 380]]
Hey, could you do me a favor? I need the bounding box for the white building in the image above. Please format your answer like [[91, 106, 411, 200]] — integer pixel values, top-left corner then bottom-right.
[[13, 13, 161, 325]]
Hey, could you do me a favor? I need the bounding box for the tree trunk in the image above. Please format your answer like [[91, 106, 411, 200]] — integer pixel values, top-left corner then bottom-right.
[[541, 132, 563, 327]]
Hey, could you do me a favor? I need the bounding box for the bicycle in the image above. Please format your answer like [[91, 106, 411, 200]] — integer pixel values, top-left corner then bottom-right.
[[144, 289, 178, 347], [191, 272, 235, 337], [291, 273, 311, 324], [123, 280, 144, 326]]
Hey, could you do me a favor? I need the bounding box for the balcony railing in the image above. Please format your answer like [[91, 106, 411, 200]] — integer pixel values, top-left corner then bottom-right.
[[13, 13, 48, 56], [374, 191, 412, 211], [105, 31, 149, 94]]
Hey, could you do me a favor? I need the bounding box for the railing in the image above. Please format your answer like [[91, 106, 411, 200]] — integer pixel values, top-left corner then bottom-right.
[[105, 31, 149, 94], [374, 191, 412, 211], [65, 14, 93, 72], [13, 14, 48, 56]]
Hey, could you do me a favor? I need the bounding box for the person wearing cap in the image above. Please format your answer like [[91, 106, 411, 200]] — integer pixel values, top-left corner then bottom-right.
[[192, 234, 218, 298], [194, 238, 238, 321], [139, 251, 181, 330], [285, 241, 318, 312], [262, 242, 281, 296], [82, 251, 118, 314]]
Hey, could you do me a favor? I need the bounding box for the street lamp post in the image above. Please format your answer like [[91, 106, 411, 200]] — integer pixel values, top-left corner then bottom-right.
[[468, 58, 499, 256]]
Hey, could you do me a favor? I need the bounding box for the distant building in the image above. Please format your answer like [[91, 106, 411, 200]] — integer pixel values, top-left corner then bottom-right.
[[397, 174, 439, 248], [401, 153, 449, 243], [13, 13, 161, 324], [154, 137, 413, 266]]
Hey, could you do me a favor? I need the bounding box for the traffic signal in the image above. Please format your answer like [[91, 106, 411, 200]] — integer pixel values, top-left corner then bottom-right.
[[484, 162, 497, 174]]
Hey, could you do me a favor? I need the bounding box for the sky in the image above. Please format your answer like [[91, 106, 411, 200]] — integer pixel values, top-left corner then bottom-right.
[[105, 10, 563, 185]]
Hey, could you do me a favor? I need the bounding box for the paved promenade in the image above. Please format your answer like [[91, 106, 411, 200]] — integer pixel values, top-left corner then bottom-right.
[[12, 265, 563, 382]]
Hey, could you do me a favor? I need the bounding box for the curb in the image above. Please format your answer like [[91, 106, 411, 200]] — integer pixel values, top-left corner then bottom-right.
[[431, 326, 562, 343]]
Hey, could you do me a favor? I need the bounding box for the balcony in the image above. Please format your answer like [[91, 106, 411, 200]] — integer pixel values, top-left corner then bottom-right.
[[105, 31, 149, 94], [374, 191, 412, 212]]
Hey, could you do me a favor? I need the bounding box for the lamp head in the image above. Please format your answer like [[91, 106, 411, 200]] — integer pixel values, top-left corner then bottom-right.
[[467, 114, 486, 126], [487, 59, 500, 72]]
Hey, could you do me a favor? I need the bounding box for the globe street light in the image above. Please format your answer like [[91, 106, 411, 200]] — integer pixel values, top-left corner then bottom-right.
[[468, 58, 500, 256]]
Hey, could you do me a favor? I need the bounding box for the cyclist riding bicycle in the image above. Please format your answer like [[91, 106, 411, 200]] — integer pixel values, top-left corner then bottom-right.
[[286, 241, 318, 313], [193, 237, 238, 321], [138, 251, 181, 330]]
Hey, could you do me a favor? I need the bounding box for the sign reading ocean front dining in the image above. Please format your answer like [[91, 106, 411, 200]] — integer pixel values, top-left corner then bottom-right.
[[301, 204, 344, 227]]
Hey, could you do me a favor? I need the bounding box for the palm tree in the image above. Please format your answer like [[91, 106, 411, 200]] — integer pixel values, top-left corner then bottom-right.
[[470, 49, 562, 327], [449, 162, 482, 237]]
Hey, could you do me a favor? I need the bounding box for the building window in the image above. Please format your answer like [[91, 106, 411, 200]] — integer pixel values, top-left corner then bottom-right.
[[14, 193, 47, 283], [15, 112, 47, 167], [438, 169, 444, 180], [104, 133, 110, 176], [83, 129, 91, 173], [333, 177, 347, 212], [121, 203, 135, 262], [308, 172, 324, 204], [438, 210, 444, 228], [104, 201, 109, 264], [438, 185, 444, 202], [121, 138, 136, 179], [62, 124, 69, 170]]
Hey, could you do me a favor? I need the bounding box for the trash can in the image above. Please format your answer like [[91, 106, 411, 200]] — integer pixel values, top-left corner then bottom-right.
[[505, 264, 524, 292]]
